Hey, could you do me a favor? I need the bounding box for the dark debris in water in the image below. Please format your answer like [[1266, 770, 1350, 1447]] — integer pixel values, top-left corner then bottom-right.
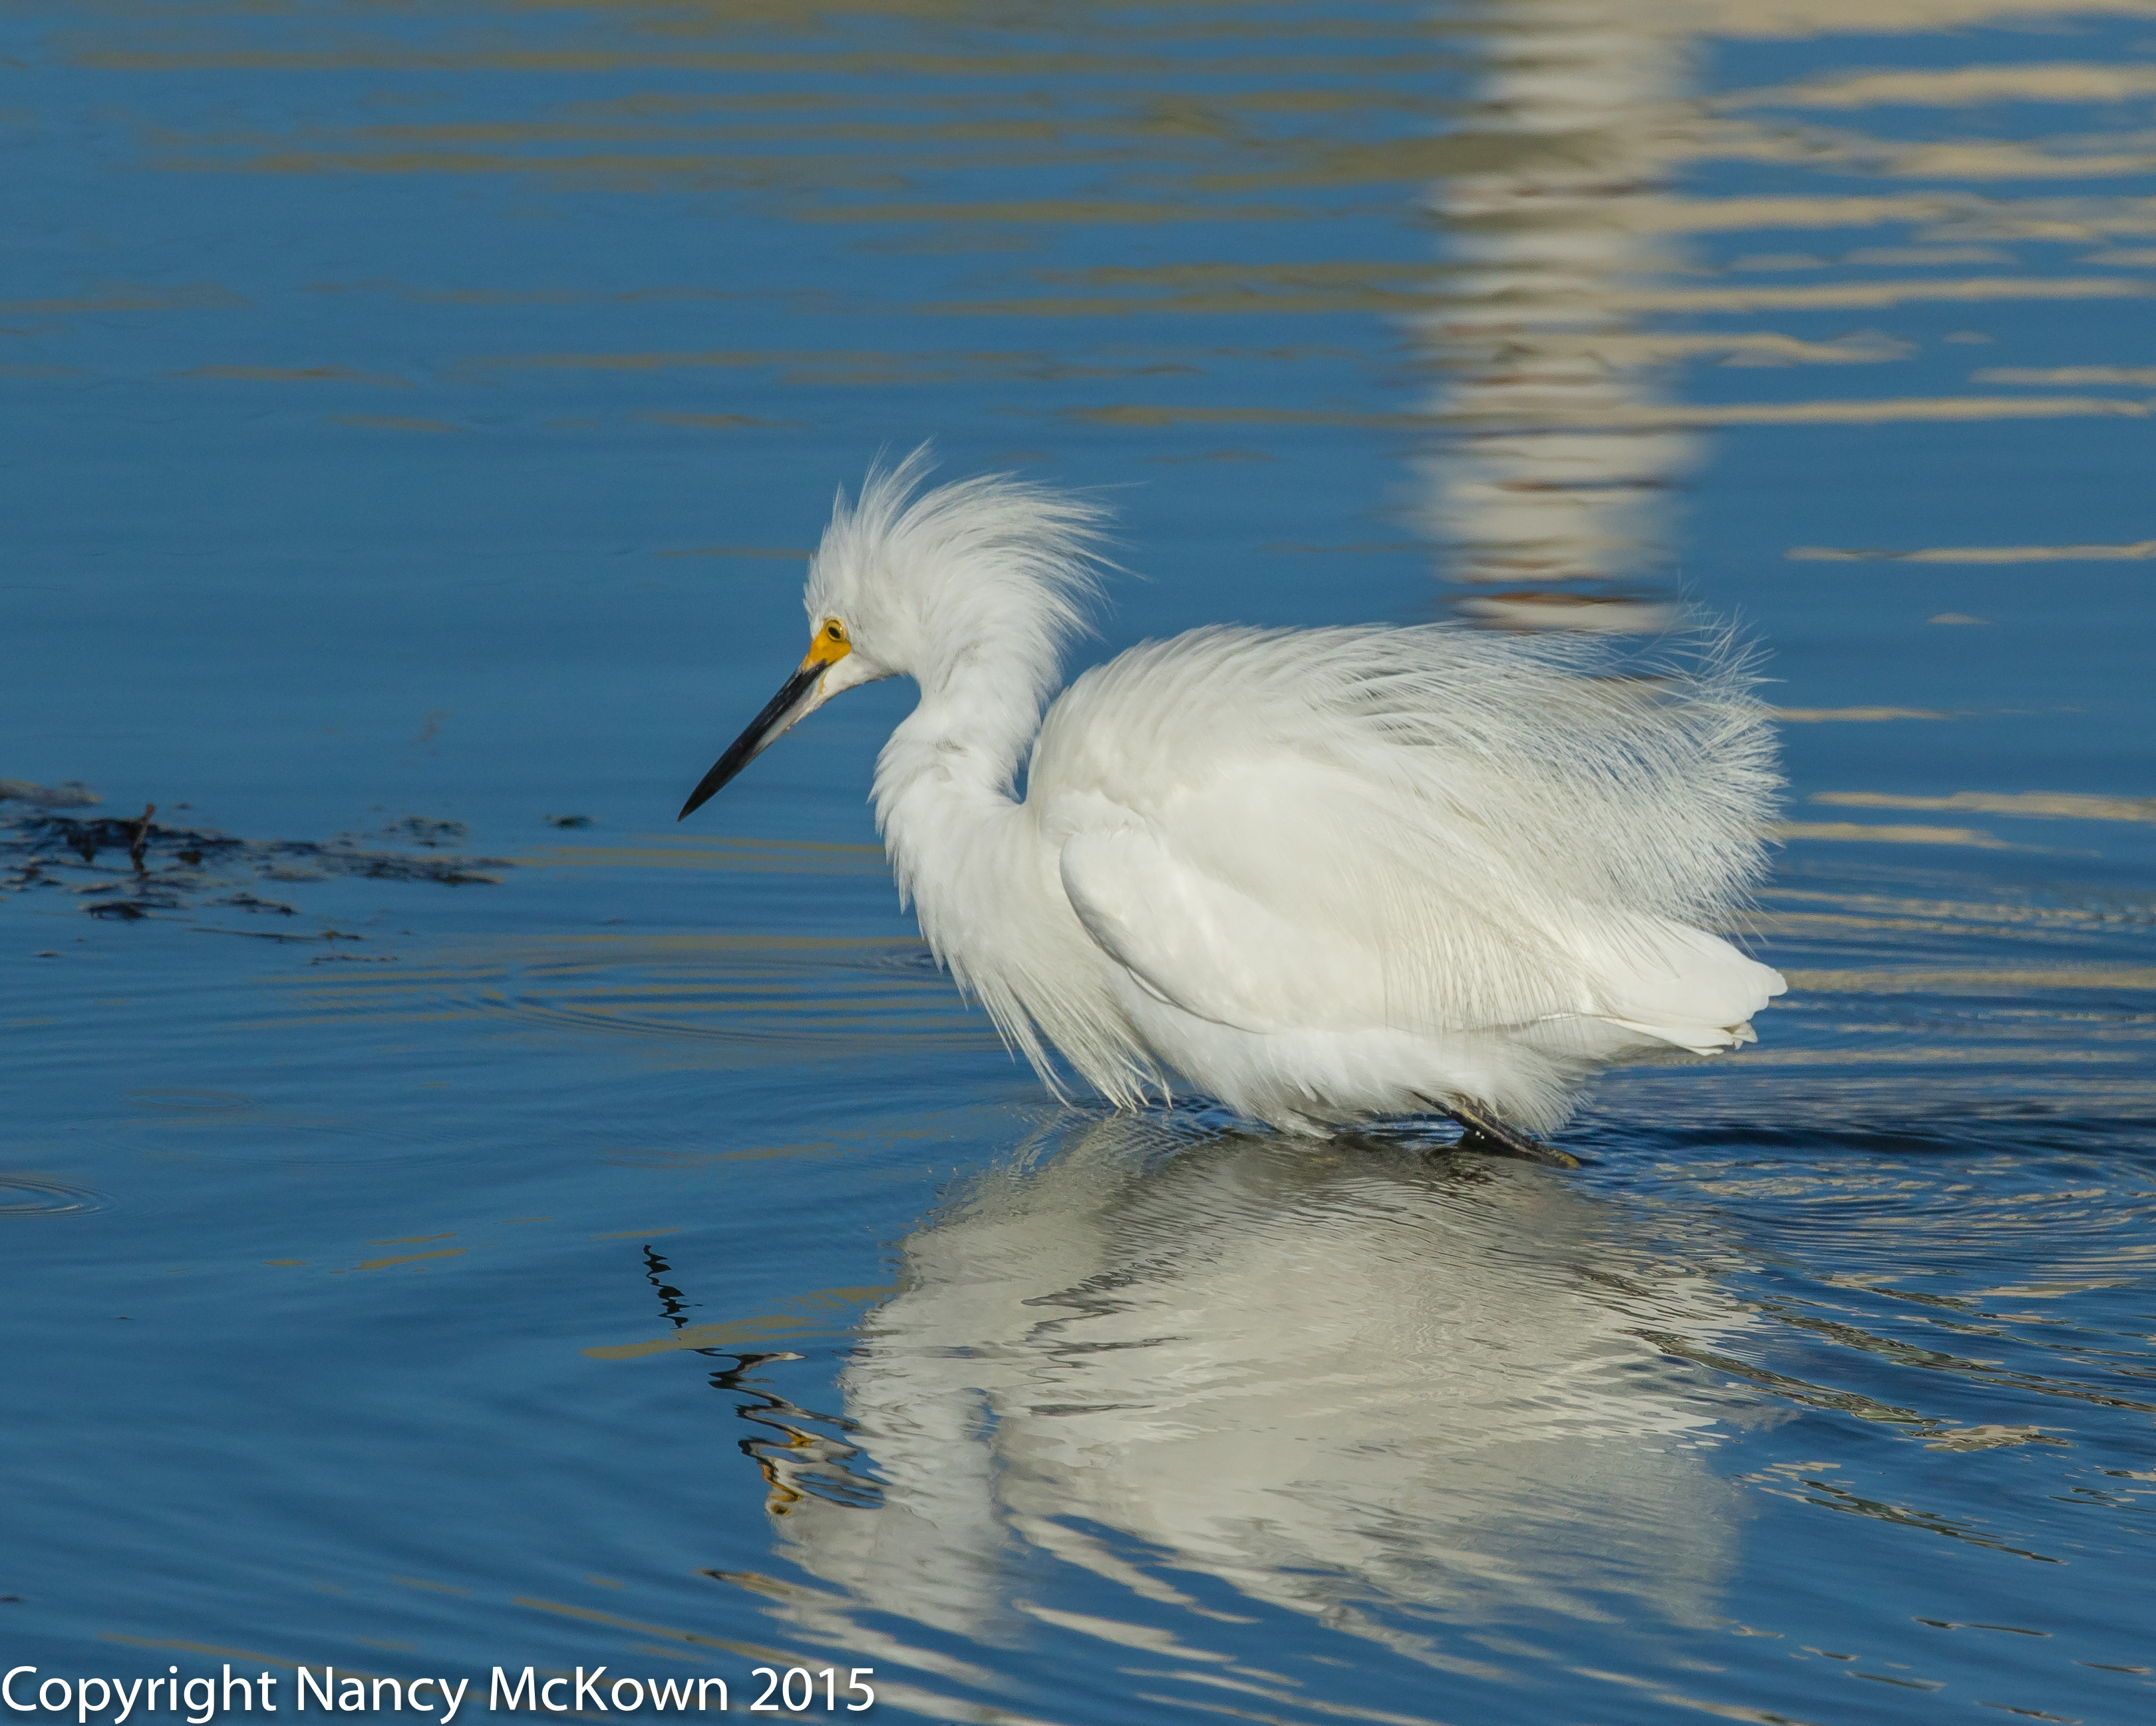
[[385, 815, 468, 848], [1, 799, 509, 937], [218, 893, 297, 916]]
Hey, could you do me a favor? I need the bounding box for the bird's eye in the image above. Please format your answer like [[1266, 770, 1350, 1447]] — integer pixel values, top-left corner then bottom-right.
[[825, 619, 847, 642]]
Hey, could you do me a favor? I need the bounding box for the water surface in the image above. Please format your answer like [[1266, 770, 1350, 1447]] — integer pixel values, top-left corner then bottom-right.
[[5, 2, 2156, 1723]]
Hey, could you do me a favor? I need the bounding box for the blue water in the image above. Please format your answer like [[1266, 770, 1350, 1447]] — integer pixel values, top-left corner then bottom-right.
[[6, 3, 2156, 1723]]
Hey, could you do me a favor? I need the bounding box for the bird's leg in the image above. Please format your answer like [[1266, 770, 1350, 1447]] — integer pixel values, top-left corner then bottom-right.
[[1439, 1101, 1581, 1170]]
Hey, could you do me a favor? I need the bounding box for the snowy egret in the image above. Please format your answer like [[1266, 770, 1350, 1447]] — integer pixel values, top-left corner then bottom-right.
[[680, 450, 1784, 1165]]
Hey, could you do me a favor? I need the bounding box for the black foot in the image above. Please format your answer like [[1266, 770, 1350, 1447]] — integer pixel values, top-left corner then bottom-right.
[[1441, 1103, 1581, 1169]]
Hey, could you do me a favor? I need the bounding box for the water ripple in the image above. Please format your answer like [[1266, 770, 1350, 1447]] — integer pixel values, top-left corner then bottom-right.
[[270, 934, 999, 1058], [0, 1173, 106, 1217]]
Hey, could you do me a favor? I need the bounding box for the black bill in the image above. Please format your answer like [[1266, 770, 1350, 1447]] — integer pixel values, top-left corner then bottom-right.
[[678, 660, 825, 821]]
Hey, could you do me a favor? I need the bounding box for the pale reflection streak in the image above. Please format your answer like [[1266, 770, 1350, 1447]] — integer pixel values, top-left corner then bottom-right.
[[1605, 277, 2148, 310], [1785, 966, 2156, 991], [1764, 882, 2155, 934], [1980, 367, 2156, 384], [1790, 538, 2156, 560], [756, 1119, 1752, 1676], [1410, 0, 2156, 623], [1414, 1, 1730, 614], [1682, 0, 2156, 34], [1773, 705, 1949, 720], [1815, 790, 2156, 822], [1773, 820, 2013, 847], [1069, 393, 2149, 429], [1729, 61, 2156, 109]]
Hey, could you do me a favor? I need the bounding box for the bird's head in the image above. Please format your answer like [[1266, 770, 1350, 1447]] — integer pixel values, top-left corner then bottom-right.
[[679, 446, 1109, 821]]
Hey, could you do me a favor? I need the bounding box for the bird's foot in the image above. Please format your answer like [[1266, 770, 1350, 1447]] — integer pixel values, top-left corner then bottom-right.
[[1441, 1104, 1581, 1170]]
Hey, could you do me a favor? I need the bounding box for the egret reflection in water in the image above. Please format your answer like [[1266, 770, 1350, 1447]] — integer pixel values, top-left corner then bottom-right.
[[742, 1115, 1756, 1658]]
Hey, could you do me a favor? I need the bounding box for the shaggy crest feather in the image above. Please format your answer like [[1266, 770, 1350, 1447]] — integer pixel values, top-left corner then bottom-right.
[[704, 450, 1786, 1140], [807, 445, 1106, 732]]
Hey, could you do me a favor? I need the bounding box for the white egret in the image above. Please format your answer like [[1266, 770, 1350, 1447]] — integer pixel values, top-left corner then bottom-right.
[[681, 450, 1784, 1165]]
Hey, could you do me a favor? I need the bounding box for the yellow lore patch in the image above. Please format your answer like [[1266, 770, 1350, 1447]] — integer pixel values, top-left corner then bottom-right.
[[799, 616, 851, 672]]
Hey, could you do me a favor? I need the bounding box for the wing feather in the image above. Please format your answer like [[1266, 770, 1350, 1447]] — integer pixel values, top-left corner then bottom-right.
[[1032, 623, 1781, 1045]]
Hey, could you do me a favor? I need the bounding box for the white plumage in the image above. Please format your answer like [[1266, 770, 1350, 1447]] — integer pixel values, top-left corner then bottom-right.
[[681, 449, 1785, 1154]]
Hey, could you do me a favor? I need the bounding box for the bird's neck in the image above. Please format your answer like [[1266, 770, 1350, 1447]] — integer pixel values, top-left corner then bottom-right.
[[873, 656, 1048, 929]]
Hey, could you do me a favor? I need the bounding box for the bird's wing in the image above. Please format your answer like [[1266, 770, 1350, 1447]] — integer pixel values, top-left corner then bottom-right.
[[1055, 757, 1605, 1037], [1058, 785, 1781, 1043], [1060, 818, 1380, 1034], [1037, 623, 1783, 1044]]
